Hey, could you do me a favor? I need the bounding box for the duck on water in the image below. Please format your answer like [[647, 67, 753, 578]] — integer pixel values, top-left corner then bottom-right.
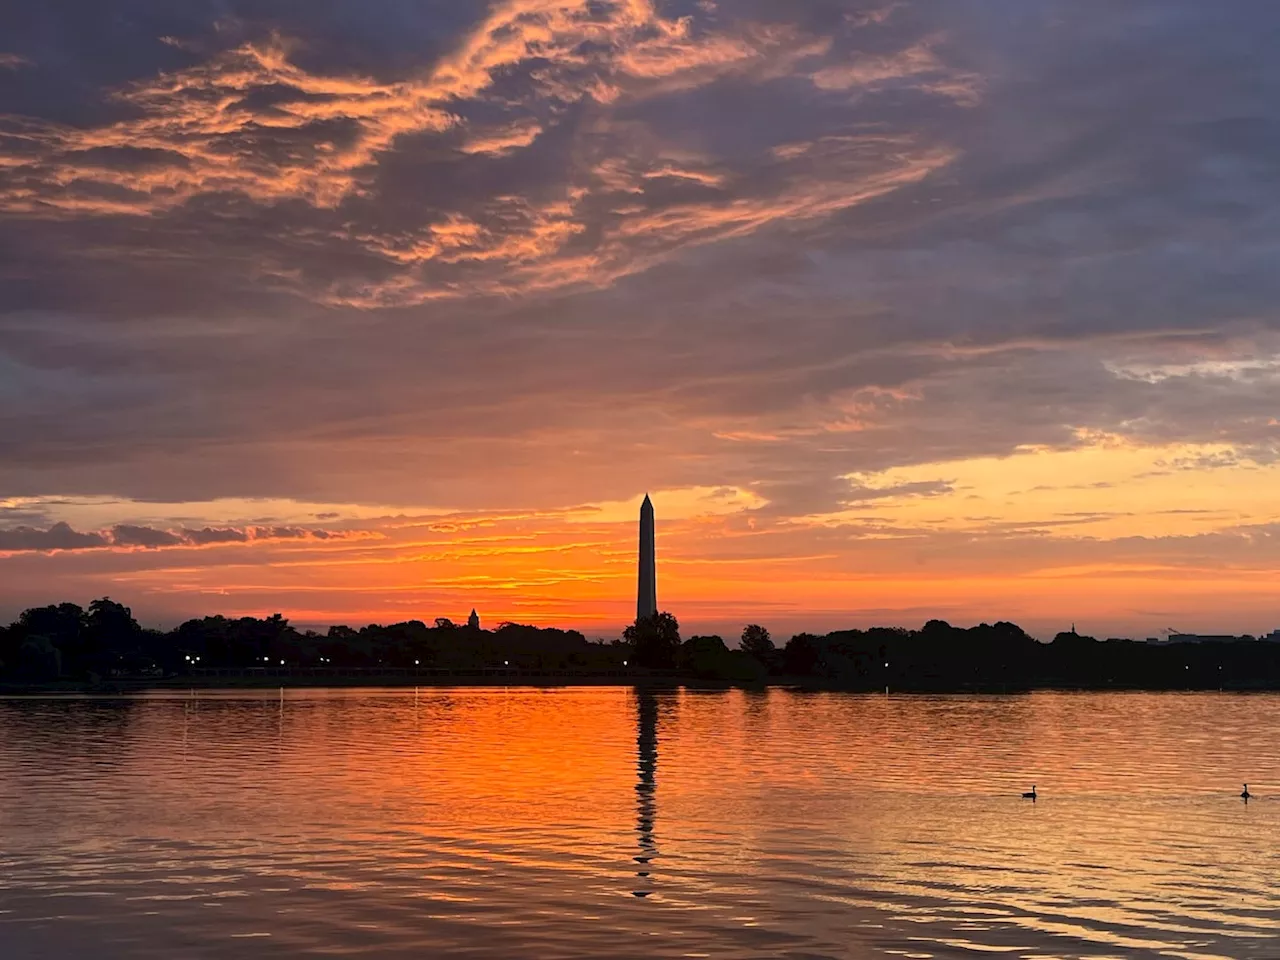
[[1022, 785, 1037, 800]]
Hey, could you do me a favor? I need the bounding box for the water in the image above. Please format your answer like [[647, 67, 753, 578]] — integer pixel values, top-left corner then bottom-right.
[[0, 689, 1277, 959]]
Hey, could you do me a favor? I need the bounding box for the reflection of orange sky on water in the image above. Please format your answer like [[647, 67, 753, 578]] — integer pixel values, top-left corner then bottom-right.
[[5, 688, 1277, 956], [112, 687, 1277, 824], [145, 690, 1280, 946], [135, 686, 1275, 805]]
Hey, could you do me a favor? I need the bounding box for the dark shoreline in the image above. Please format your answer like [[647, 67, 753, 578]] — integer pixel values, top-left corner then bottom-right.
[[10, 602, 1280, 696], [5, 671, 1280, 695]]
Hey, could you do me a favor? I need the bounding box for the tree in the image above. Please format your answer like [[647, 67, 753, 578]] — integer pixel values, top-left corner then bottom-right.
[[680, 634, 727, 678], [434, 617, 456, 630], [624, 611, 681, 669], [16, 635, 62, 681], [18, 603, 84, 648], [783, 633, 822, 675], [740, 624, 774, 659], [17, 603, 86, 674], [86, 597, 140, 650]]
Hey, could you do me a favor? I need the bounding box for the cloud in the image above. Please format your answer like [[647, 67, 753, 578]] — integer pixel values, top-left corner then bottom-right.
[[110, 524, 185, 548], [458, 118, 543, 156], [0, 522, 109, 552], [0, 0, 970, 306], [843, 478, 954, 503], [0, 521, 350, 554], [181, 526, 250, 545], [810, 37, 979, 104], [0, 34, 464, 213], [255, 526, 309, 539]]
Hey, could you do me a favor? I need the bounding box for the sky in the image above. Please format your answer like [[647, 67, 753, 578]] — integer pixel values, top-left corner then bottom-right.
[[2, 1, 1279, 641]]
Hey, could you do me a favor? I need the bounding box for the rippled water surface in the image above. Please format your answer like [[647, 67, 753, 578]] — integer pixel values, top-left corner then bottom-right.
[[1, 688, 1277, 959]]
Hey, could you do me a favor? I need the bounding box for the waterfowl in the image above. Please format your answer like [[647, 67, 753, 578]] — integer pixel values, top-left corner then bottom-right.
[[1241, 783, 1252, 800], [1022, 785, 1037, 800]]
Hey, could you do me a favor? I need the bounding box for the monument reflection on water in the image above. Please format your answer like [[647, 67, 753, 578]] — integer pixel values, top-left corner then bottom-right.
[[1, 688, 1278, 959], [633, 689, 659, 897]]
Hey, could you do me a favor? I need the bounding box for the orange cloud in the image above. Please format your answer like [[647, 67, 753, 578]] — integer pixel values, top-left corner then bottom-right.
[[332, 135, 953, 306], [811, 36, 981, 105], [0, 39, 458, 216], [0, 521, 368, 556], [0, 2, 969, 303]]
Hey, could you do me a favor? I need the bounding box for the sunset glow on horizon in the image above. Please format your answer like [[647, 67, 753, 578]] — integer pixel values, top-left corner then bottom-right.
[[3, 2, 1279, 640]]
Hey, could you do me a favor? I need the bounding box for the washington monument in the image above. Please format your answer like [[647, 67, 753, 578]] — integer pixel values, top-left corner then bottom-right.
[[637, 494, 657, 619]]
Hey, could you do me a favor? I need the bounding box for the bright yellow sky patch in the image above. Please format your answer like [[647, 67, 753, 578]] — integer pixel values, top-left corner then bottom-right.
[[812, 440, 1273, 539]]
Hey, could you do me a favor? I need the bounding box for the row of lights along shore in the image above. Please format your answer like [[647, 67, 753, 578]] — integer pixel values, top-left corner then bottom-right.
[[248, 657, 631, 668]]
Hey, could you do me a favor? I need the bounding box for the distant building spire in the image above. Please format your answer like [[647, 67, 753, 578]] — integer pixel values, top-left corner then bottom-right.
[[637, 495, 657, 620], [468, 608, 480, 630]]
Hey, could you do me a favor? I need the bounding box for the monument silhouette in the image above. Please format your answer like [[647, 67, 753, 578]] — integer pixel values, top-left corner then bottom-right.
[[637, 495, 657, 620]]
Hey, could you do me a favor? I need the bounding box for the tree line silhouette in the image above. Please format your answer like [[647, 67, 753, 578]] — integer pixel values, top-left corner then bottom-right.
[[3, 599, 1280, 689]]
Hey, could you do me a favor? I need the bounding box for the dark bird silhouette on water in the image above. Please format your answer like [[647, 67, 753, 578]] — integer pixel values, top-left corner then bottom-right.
[[1022, 785, 1037, 800], [1241, 783, 1251, 801]]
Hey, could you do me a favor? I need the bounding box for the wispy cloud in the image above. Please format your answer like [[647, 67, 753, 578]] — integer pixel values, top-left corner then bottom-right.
[[0, 1, 968, 302], [0, 522, 357, 555]]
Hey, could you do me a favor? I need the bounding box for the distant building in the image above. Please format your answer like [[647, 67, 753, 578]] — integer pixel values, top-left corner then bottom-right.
[[1150, 631, 1255, 645], [467, 609, 480, 630], [1265, 629, 1280, 643]]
